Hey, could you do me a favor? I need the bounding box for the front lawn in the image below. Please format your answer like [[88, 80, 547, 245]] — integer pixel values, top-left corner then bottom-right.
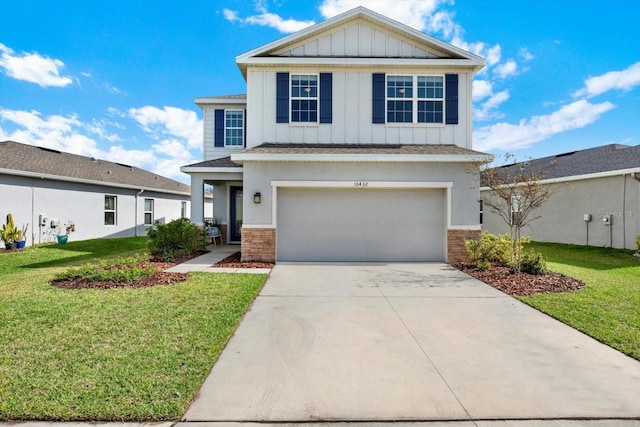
[[0, 238, 266, 421], [522, 242, 640, 360]]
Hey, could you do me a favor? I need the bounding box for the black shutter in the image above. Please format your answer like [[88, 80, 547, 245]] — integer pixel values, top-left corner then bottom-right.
[[243, 109, 247, 147], [276, 72, 289, 123], [445, 74, 459, 125], [372, 73, 385, 123], [214, 109, 224, 147], [319, 72, 332, 123]]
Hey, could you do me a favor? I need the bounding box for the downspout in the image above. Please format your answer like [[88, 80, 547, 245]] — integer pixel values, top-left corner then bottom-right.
[[135, 189, 144, 237], [630, 173, 640, 249], [623, 174, 627, 249]]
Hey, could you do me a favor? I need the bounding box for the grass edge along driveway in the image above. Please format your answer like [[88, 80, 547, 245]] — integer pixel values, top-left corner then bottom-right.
[[0, 238, 267, 421], [522, 242, 640, 361]]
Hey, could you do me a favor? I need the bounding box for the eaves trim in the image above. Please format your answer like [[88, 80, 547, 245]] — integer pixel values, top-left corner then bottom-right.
[[180, 166, 244, 173], [0, 168, 191, 196], [231, 153, 493, 163], [479, 167, 640, 190]]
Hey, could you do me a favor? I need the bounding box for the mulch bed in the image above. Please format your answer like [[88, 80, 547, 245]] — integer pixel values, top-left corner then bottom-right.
[[213, 251, 274, 268], [454, 262, 585, 296], [50, 251, 207, 290]]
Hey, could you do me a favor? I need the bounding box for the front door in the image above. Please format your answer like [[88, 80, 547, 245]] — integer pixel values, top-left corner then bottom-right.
[[229, 186, 243, 243]]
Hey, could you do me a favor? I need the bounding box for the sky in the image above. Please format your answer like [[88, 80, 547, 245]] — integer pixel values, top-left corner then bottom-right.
[[1, 0, 639, 183]]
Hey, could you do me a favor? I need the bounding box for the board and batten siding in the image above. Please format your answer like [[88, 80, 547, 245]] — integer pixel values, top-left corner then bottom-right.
[[273, 21, 447, 58], [246, 68, 471, 148]]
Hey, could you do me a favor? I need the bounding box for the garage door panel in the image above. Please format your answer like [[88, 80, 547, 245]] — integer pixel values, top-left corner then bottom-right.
[[277, 188, 445, 262]]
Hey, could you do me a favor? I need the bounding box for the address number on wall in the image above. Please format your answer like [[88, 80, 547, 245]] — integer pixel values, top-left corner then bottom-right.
[[353, 181, 369, 187]]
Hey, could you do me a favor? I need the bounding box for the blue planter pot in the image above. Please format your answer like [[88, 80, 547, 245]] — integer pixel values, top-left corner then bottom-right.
[[57, 235, 68, 245], [16, 240, 26, 249]]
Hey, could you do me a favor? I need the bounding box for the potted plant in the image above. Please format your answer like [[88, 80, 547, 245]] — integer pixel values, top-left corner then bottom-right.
[[15, 224, 28, 249], [57, 221, 75, 244], [1, 213, 18, 250]]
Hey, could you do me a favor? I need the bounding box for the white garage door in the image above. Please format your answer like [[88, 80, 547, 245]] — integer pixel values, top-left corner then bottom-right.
[[277, 188, 445, 262]]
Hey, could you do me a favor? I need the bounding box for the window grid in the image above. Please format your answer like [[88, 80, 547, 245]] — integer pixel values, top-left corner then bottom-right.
[[291, 74, 318, 123], [387, 75, 445, 124], [104, 195, 117, 226], [181, 201, 187, 219], [144, 199, 154, 226], [224, 110, 244, 147]]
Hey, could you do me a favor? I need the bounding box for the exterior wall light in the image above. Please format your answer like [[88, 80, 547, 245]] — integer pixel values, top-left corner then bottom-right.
[[253, 192, 261, 204]]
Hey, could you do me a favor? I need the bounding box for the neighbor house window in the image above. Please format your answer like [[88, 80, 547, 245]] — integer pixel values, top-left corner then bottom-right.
[[144, 199, 154, 226], [479, 199, 484, 225], [386, 75, 444, 124], [224, 110, 244, 147], [290, 74, 318, 122], [181, 201, 187, 219], [104, 195, 117, 226], [511, 195, 522, 224]]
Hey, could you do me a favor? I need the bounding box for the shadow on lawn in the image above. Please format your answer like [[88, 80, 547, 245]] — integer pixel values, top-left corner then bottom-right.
[[22, 237, 149, 270], [530, 242, 640, 271]]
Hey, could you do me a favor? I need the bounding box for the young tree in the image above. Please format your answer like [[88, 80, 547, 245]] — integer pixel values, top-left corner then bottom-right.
[[477, 154, 558, 273]]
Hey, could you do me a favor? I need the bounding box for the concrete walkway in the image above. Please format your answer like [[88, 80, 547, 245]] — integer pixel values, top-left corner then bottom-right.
[[165, 245, 271, 274], [182, 263, 640, 425]]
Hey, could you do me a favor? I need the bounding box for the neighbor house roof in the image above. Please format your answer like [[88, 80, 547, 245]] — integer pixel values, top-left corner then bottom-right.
[[232, 143, 492, 163], [483, 144, 640, 184], [0, 140, 190, 195], [182, 157, 241, 168]]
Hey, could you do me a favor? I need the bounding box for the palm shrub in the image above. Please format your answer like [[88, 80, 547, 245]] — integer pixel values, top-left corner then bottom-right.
[[147, 218, 208, 261], [465, 230, 542, 274]]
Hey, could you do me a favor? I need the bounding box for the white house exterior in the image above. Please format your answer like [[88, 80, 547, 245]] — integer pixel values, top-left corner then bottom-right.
[[481, 144, 640, 250], [0, 140, 191, 247], [182, 7, 491, 262]]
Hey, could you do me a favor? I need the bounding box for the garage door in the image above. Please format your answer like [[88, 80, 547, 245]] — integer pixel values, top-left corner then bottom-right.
[[277, 188, 445, 262]]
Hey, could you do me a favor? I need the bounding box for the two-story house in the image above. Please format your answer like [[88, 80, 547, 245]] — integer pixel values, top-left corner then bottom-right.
[[181, 7, 491, 263]]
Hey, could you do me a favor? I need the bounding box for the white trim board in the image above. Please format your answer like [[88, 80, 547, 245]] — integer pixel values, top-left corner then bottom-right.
[[232, 153, 492, 164]]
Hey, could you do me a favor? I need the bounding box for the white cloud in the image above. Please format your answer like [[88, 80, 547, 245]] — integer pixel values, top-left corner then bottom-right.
[[573, 61, 640, 99], [519, 47, 534, 61], [0, 42, 73, 87], [472, 80, 493, 101], [474, 89, 510, 121], [222, 6, 315, 34], [0, 107, 199, 182], [473, 100, 615, 152], [494, 59, 518, 79], [128, 106, 202, 149]]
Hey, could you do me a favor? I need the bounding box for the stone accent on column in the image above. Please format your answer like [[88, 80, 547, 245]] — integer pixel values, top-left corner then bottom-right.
[[241, 227, 276, 262], [447, 229, 480, 264]]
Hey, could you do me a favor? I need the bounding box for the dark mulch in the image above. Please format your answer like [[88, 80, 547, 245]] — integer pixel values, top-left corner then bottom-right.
[[454, 262, 585, 296], [50, 251, 207, 290], [213, 251, 274, 269]]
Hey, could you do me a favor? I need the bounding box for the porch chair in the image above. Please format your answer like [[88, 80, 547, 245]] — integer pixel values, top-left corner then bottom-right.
[[205, 226, 223, 246]]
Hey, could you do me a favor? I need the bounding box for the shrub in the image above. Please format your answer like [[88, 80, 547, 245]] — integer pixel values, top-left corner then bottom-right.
[[520, 249, 547, 275], [147, 218, 207, 260], [465, 231, 533, 272], [54, 254, 157, 283], [636, 235, 640, 252]]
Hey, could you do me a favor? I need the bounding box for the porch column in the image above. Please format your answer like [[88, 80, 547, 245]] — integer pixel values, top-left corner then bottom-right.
[[190, 175, 205, 225]]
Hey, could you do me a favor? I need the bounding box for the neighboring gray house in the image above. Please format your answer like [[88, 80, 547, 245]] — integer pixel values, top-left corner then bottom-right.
[[182, 7, 491, 263], [481, 144, 640, 250], [0, 140, 191, 247]]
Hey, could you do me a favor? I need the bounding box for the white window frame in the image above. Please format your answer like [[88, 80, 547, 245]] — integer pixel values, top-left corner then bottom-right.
[[224, 109, 244, 148], [144, 198, 154, 226], [386, 74, 445, 124], [181, 201, 187, 219], [290, 73, 319, 123], [104, 195, 117, 226]]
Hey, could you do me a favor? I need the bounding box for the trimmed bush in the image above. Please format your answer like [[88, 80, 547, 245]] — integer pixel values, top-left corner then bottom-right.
[[520, 249, 547, 275], [147, 218, 207, 261]]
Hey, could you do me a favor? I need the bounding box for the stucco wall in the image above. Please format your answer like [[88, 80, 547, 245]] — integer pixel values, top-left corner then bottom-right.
[[0, 174, 190, 247], [481, 175, 640, 250], [242, 161, 480, 227]]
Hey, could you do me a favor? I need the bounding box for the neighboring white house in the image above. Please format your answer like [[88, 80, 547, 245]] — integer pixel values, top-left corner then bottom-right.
[[481, 144, 640, 250], [181, 7, 491, 263], [0, 140, 191, 247]]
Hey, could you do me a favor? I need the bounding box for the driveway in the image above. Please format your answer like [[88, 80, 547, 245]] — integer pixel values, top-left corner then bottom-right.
[[183, 263, 640, 423]]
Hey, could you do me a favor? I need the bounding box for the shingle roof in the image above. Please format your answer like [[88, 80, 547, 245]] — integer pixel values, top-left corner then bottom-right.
[[0, 140, 190, 194], [484, 144, 640, 182], [182, 157, 241, 168], [239, 143, 488, 156]]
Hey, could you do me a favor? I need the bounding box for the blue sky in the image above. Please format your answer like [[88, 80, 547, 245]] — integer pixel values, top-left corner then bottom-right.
[[1, 0, 639, 183]]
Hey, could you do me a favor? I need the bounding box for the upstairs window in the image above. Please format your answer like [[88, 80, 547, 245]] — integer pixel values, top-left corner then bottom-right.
[[290, 74, 318, 123], [105, 195, 117, 226], [144, 199, 154, 226], [386, 75, 444, 124], [225, 110, 244, 147]]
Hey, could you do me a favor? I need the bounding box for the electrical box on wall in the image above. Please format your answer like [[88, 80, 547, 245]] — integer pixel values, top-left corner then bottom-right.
[[602, 215, 611, 225], [583, 214, 592, 222], [50, 219, 59, 228], [39, 214, 48, 226]]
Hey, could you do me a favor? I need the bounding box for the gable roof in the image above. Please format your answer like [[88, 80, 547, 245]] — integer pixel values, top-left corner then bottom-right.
[[483, 144, 640, 184], [236, 6, 484, 77], [0, 140, 190, 195]]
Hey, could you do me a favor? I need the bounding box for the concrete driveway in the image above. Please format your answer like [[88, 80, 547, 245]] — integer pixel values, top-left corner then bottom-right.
[[182, 263, 640, 424]]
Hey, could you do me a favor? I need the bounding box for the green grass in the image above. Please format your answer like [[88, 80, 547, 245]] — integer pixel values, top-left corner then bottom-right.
[[0, 238, 267, 421], [522, 242, 640, 360]]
